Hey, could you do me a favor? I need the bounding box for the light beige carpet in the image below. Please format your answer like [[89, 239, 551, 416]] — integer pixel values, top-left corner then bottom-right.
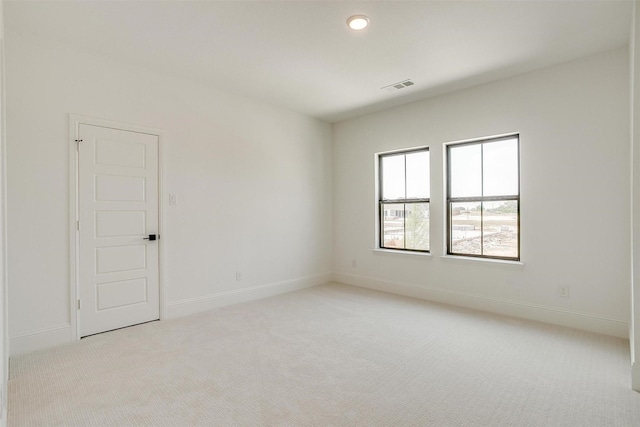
[[8, 282, 640, 426]]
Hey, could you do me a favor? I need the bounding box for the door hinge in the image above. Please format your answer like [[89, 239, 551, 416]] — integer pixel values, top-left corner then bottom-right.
[[77, 299, 81, 310], [76, 220, 80, 231], [75, 139, 83, 151]]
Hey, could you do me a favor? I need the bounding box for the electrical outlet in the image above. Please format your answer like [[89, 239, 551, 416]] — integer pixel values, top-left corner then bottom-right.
[[236, 271, 242, 281], [559, 285, 570, 298], [351, 259, 357, 268]]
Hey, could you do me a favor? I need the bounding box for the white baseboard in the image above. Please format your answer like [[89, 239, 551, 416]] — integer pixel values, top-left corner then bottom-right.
[[165, 272, 332, 319], [333, 272, 628, 339], [633, 362, 640, 392], [10, 324, 72, 357]]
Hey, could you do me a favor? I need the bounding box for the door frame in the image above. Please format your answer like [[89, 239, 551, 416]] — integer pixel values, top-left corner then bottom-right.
[[68, 114, 166, 340]]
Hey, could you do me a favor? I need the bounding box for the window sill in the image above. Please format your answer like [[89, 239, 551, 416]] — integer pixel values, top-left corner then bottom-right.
[[373, 248, 432, 258], [440, 255, 524, 268]]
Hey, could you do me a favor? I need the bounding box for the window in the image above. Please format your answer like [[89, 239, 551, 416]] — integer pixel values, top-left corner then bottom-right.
[[378, 148, 430, 252], [446, 135, 520, 260]]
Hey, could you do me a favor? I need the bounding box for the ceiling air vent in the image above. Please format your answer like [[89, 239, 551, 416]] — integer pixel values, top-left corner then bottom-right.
[[382, 79, 415, 92]]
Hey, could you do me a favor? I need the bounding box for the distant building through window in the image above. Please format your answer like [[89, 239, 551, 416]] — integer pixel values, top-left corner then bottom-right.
[[446, 135, 520, 260], [378, 147, 430, 252]]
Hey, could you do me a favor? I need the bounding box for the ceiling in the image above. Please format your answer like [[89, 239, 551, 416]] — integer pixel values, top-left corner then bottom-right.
[[3, 0, 633, 123]]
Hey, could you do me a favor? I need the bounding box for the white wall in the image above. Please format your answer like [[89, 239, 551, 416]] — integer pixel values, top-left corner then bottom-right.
[[631, 0, 640, 391], [5, 30, 332, 355], [0, 0, 7, 421], [333, 48, 630, 338]]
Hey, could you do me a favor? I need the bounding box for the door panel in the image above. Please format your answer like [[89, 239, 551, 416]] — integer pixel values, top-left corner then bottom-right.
[[97, 278, 148, 311], [95, 139, 146, 168], [95, 175, 146, 201], [95, 211, 146, 237], [95, 245, 147, 274], [78, 123, 159, 337]]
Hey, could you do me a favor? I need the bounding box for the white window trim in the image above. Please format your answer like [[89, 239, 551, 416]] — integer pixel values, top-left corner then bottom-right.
[[374, 145, 431, 253], [442, 132, 521, 262]]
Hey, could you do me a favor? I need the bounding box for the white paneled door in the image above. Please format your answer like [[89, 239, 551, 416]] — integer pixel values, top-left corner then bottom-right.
[[78, 124, 159, 337]]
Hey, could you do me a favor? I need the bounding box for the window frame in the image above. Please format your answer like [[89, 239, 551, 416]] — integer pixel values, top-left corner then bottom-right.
[[378, 147, 430, 253], [445, 134, 520, 261]]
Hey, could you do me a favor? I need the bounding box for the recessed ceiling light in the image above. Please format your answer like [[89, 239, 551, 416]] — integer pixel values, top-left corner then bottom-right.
[[347, 15, 369, 31]]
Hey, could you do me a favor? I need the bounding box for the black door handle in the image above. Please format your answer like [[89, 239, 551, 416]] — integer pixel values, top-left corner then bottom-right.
[[143, 234, 158, 241]]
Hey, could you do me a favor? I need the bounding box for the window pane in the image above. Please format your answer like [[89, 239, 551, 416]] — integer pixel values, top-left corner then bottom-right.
[[450, 201, 481, 255], [406, 151, 430, 199], [382, 203, 405, 249], [450, 144, 481, 197], [483, 138, 519, 197], [405, 203, 429, 251], [381, 155, 405, 200], [482, 201, 518, 258]]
